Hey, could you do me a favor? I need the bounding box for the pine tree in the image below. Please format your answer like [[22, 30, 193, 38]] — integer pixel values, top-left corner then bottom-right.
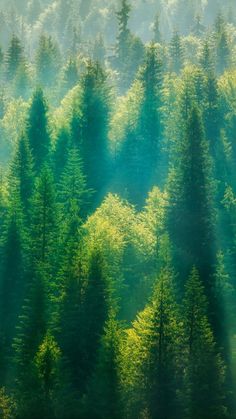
[[79, 61, 110, 203], [122, 266, 183, 419], [216, 30, 230, 75], [116, 0, 131, 66], [167, 106, 216, 294], [34, 333, 61, 419], [53, 127, 71, 179], [13, 268, 48, 419], [120, 44, 163, 206], [8, 133, 34, 214], [62, 57, 79, 92], [26, 88, 50, 172], [0, 198, 25, 385], [169, 30, 184, 74], [200, 39, 215, 73], [183, 267, 226, 419], [85, 315, 122, 419], [5, 34, 24, 82], [58, 147, 90, 219], [81, 251, 109, 390], [30, 166, 57, 269], [35, 34, 60, 87]]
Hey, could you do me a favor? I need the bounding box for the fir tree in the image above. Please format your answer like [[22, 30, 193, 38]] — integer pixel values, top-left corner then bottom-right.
[[26, 88, 50, 172], [35, 34, 60, 87], [79, 61, 110, 204], [8, 133, 34, 214], [169, 30, 184, 74], [116, 0, 131, 66], [183, 267, 226, 419], [5, 34, 24, 82], [167, 106, 216, 294]]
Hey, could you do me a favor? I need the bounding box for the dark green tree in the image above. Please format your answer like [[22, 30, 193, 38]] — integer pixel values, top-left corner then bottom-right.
[[26, 88, 51, 172], [183, 267, 226, 419], [8, 133, 34, 214], [79, 61, 110, 204], [167, 106, 216, 293]]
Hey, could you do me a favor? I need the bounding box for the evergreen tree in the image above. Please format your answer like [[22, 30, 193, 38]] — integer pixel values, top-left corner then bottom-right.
[[167, 106, 216, 294], [79, 61, 110, 204], [30, 166, 57, 269], [62, 57, 79, 92], [34, 333, 61, 419], [26, 88, 50, 172], [8, 133, 34, 214], [116, 0, 131, 67], [0, 198, 25, 385], [35, 34, 60, 87], [183, 267, 226, 419], [169, 30, 184, 74], [120, 44, 163, 205], [85, 315, 122, 419], [5, 34, 24, 82], [58, 147, 90, 219], [122, 266, 183, 419]]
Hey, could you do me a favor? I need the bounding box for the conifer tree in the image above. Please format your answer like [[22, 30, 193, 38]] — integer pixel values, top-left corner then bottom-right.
[[5, 34, 24, 82], [26, 88, 50, 172], [169, 30, 184, 74], [122, 266, 183, 419], [183, 267, 226, 419], [0, 198, 25, 385], [116, 0, 131, 67], [85, 315, 122, 419], [79, 61, 110, 203], [167, 106, 215, 293], [58, 147, 90, 219], [62, 57, 79, 92], [30, 166, 57, 269], [34, 333, 61, 419], [120, 44, 163, 205], [8, 133, 34, 214], [35, 34, 60, 87]]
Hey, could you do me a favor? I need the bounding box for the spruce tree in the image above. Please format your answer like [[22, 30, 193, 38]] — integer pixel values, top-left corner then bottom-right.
[[8, 133, 34, 214], [0, 197, 25, 385], [116, 0, 132, 67], [120, 44, 163, 205], [5, 34, 24, 82], [79, 61, 110, 204], [183, 267, 226, 419], [167, 106, 216, 294], [26, 88, 50, 172], [58, 147, 90, 219], [85, 315, 122, 419], [30, 166, 57, 269], [122, 266, 183, 419], [35, 34, 60, 87], [169, 30, 184, 74]]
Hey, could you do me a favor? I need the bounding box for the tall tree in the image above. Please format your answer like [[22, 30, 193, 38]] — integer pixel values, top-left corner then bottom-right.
[[78, 61, 111, 204], [5, 34, 24, 82], [8, 133, 34, 214], [183, 267, 226, 419], [167, 106, 216, 295], [26, 88, 51, 172]]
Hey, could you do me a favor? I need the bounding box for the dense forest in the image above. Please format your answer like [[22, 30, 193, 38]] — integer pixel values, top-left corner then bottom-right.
[[1, 0, 236, 418]]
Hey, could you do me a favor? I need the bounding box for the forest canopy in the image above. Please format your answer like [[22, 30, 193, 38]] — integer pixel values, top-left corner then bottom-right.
[[1, 0, 236, 418]]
